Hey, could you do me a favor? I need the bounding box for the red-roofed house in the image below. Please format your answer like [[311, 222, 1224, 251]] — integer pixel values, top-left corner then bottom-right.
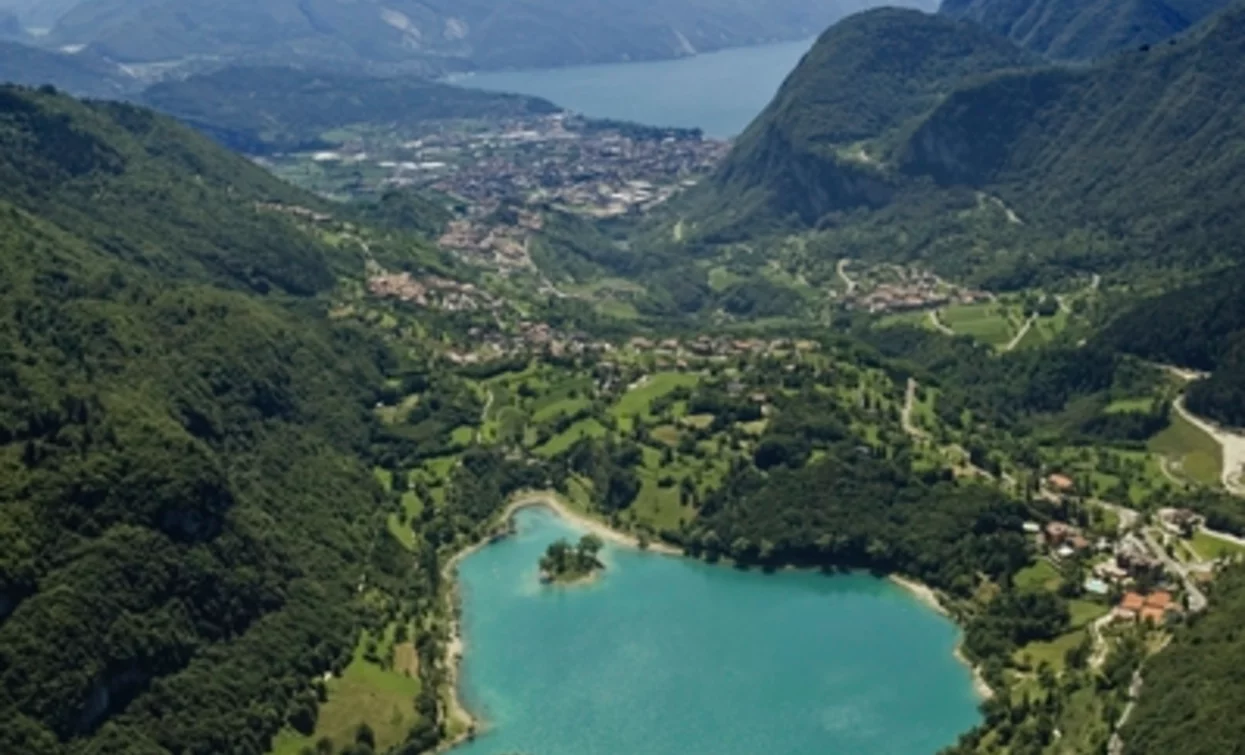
[[1047, 473, 1076, 493]]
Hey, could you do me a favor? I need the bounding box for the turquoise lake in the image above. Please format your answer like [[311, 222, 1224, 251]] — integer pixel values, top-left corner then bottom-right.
[[454, 507, 981, 755], [450, 39, 815, 139]]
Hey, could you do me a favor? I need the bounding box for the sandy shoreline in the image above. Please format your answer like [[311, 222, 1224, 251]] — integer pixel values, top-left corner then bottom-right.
[[437, 491, 681, 750], [888, 575, 995, 701]]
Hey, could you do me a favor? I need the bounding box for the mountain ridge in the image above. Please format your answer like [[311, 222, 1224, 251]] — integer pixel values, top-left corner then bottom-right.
[[938, 0, 1234, 59], [40, 0, 937, 71], [685, 7, 1037, 240]]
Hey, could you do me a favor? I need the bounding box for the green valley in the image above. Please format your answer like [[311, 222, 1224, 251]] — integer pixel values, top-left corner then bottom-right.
[[6, 0, 1245, 753]]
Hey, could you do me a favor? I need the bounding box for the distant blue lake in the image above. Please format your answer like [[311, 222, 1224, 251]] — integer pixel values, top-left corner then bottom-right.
[[451, 39, 815, 138], [453, 507, 981, 755]]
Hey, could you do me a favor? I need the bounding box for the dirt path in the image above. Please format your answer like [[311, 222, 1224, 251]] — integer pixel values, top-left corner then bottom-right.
[[475, 387, 494, 443], [836, 258, 857, 294], [1173, 396, 1245, 495], [1003, 314, 1037, 353], [928, 309, 955, 336], [1089, 612, 1114, 670], [901, 378, 927, 441]]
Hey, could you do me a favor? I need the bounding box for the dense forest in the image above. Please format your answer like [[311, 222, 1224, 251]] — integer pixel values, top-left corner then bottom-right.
[[686, 444, 1032, 594], [1096, 267, 1245, 426], [1121, 567, 1245, 754], [0, 84, 400, 755], [897, 5, 1245, 275]]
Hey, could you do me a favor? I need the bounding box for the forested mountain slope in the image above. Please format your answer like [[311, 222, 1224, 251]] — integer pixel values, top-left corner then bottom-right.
[[0, 40, 137, 98], [686, 8, 1036, 240], [938, 0, 1233, 60], [899, 4, 1245, 273], [1121, 567, 1245, 754], [140, 66, 560, 153], [1099, 271, 1245, 426], [0, 85, 397, 755], [42, 0, 935, 71]]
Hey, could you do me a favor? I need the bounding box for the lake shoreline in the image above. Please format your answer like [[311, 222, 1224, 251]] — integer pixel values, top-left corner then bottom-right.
[[440, 493, 990, 751], [437, 491, 679, 751], [888, 575, 995, 701]]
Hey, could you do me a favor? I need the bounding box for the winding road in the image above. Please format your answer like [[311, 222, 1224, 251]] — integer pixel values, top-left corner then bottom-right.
[[836, 258, 857, 294], [1002, 314, 1037, 353], [901, 378, 927, 441]]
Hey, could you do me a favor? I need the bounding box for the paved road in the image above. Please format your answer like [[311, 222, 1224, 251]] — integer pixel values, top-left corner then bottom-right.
[[1142, 528, 1208, 613]]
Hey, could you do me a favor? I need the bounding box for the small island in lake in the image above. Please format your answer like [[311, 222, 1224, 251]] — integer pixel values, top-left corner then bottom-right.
[[539, 534, 605, 585]]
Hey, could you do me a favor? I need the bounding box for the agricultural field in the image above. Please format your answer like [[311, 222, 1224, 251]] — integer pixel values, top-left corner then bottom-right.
[[1149, 411, 1223, 487], [940, 303, 1020, 348], [611, 372, 700, 430], [270, 625, 422, 755], [1187, 530, 1245, 561]]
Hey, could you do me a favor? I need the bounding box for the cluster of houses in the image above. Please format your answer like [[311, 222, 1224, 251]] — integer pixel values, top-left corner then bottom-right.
[[437, 216, 538, 272], [444, 322, 613, 366], [1115, 590, 1180, 625], [1027, 472, 1195, 627], [388, 115, 726, 213], [367, 273, 499, 313], [842, 264, 992, 314], [626, 335, 818, 360]]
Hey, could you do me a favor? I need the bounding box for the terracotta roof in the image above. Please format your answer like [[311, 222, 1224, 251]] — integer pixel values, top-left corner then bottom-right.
[[1120, 592, 1146, 612], [1048, 473, 1076, 491], [1140, 606, 1166, 624], [1145, 591, 1174, 610]]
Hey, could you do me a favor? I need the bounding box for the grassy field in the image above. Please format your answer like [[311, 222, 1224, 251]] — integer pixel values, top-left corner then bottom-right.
[[624, 444, 729, 534], [1015, 308, 1070, 350], [1014, 560, 1061, 592], [532, 397, 591, 424], [1105, 397, 1155, 414], [940, 303, 1018, 348], [1149, 411, 1223, 486], [270, 627, 422, 755], [1188, 530, 1245, 561], [612, 372, 700, 431], [1014, 629, 1086, 672], [707, 265, 743, 292], [534, 418, 607, 457], [875, 309, 934, 330], [1068, 599, 1110, 629]]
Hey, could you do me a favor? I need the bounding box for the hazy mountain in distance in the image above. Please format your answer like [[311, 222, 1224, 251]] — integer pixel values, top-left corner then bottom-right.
[[0, 39, 138, 96], [41, 0, 938, 70], [140, 65, 561, 153], [0, 9, 23, 38], [939, 0, 1234, 59], [0, 0, 80, 29]]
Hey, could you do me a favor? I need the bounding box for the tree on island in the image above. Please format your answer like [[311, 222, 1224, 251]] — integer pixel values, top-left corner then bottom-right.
[[539, 534, 605, 583]]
